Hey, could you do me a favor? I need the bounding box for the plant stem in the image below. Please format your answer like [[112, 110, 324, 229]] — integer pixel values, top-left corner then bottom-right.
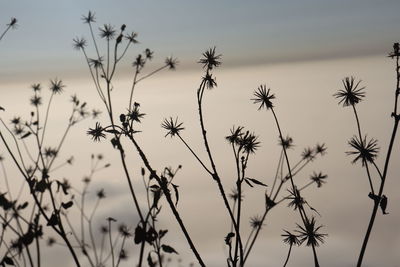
[[356, 119, 399, 266], [271, 108, 320, 267], [197, 81, 244, 265], [282, 244, 292, 267], [356, 49, 400, 267], [352, 105, 375, 194], [128, 135, 206, 267]]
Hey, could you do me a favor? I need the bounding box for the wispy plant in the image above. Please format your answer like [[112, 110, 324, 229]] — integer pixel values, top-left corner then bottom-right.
[[162, 49, 327, 267], [334, 43, 400, 267], [0, 80, 97, 266], [76, 11, 203, 267], [0, 18, 17, 43]]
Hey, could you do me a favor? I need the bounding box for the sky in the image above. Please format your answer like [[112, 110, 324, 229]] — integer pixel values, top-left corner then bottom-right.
[[1, 1, 400, 267]]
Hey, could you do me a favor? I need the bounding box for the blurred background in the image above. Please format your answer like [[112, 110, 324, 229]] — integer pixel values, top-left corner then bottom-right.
[[1, 1, 400, 266]]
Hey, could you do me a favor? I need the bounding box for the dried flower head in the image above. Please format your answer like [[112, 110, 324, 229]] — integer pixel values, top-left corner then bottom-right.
[[202, 73, 217, 89], [89, 57, 104, 69], [82, 11, 96, 24], [252, 85, 275, 110], [92, 109, 101, 119], [127, 104, 145, 123], [287, 187, 304, 211], [347, 136, 379, 165], [161, 117, 184, 137], [279, 135, 294, 149], [165, 56, 178, 70], [119, 249, 128, 260], [47, 237, 56, 247], [118, 224, 131, 237], [87, 122, 106, 142], [99, 24, 116, 40], [250, 215, 264, 229], [100, 225, 108, 234], [10, 117, 21, 125], [310, 171, 327, 188], [7, 18, 18, 29], [133, 54, 145, 69], [125, 32, 138, 43], [228, 188, 243, 202], [30, 95, 42, 106], [44, 147, 58, 158], [296, 217, 326, 247], [334, 76, 365, 107], [73, 37, 87, 50], [301, 147, 315, 161], [388, 42, 400, 58], [31, 83, 41, 92], [315, 143, 327, 156], [225, 126, 244, 145], [198, 47, 222, 70], [282, 230, 301, 246], [97, 189, 106, 199], [50, 78, 65, 94], [144, 48, 153, 60], [240, 132, 260, 154]]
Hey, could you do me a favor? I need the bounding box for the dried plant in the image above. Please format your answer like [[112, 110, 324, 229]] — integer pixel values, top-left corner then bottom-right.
[[1, 8, 398, 267], [334, 43, 400, 267]]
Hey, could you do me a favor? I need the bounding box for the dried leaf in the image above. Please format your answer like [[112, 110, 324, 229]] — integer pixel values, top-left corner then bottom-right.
[[225, 232, 235, 245], [61, 201, 73, 209], [17, 202, 29, 210], [105, 129, 120, 134], [244, 178, 253, 187], [3, 256, 15, 265], [147, 253, 156, 267], [172, 183, 179, 206], [159, 229, 168, 239], [161, 244, 178, 254], [246, 178, 267, 187], [380, 195, 389, 215], [20, 132, 31, 139], [134, 225, 145, 244]]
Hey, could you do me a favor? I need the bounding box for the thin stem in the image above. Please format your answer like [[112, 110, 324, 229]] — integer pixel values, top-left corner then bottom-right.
[[197, 80, 244, 264], [177, 134, 212, 175], [270, 150, 284, 197], [271, 108, 319, 267], [108, 220, 115, 267], [283, 244, 292, 267], [115, 236, 127, 267], [356, 51, 400, 267], [0, 24, 12, 42], [135, 65, 167, 84], [357, 119, 399, 266], [39, 92, 55, 147], [352, 105, 375, 194], [128, 66, 139, 112], [128, 135, 206, 267]]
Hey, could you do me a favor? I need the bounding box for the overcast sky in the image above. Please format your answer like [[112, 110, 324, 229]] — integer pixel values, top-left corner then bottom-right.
[[1, 1, 400, 267], [1, 0, 400, 73]]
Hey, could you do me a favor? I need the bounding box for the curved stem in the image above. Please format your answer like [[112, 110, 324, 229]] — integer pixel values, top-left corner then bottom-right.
[[357, 120, 399, 266], [357, 52, 400, 267], [197, 81, 244, 264], [283, 244, 292, 267]]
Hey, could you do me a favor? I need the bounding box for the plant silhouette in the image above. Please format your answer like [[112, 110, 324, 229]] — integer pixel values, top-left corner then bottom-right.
[[0, 9, 399, 267]]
